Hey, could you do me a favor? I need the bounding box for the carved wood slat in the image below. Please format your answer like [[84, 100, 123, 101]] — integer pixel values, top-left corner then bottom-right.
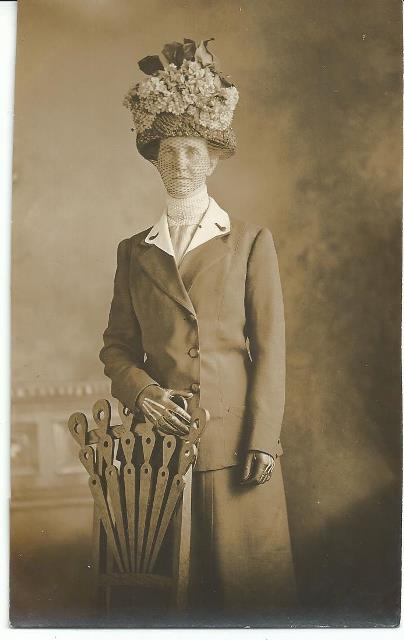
[[137, 462, 152, 572], [143, 464, 170, 572], [105, 464, 130, 572], [88, 474, 124, 572], [147, 473, 185, 574], [142, 434, 177, 572], [123, 463, 136, 572]]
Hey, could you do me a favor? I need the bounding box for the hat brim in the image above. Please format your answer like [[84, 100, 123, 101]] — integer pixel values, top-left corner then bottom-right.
[[135, 112, 236, 161]]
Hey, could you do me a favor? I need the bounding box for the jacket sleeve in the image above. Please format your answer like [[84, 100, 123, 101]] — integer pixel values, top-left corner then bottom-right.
[[99, 238, 158, 410], [245, 227, 285, 456]]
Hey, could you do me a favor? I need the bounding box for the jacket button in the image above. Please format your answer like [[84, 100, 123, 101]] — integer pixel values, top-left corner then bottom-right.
[[190, 383, 200, 393], [188, 347, 200, 358]]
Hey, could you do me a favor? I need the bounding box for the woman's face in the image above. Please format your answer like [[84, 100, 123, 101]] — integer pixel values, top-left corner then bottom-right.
[[156, 136, 218, 198]]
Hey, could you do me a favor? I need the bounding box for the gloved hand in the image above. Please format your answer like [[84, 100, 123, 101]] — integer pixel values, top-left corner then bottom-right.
[[136, 384, 193, 437], [240, 450, 275, 485]]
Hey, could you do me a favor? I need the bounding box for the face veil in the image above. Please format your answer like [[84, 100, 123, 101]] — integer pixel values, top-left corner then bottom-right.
[[156, 136, 218, 198]]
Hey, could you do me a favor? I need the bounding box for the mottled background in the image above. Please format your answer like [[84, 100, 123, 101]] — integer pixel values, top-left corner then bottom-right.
[[10, 0, 402, 628]]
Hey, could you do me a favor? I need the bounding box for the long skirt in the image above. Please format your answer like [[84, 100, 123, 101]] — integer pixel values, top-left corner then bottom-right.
[[188, 459, 297, 624]]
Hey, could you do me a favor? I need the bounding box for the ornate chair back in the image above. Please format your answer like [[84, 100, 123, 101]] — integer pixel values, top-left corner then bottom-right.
[[68, 398, 208, 614]]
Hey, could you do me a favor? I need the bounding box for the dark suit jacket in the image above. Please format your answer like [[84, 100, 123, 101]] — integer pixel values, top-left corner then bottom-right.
[[99, 215, 285, 471]]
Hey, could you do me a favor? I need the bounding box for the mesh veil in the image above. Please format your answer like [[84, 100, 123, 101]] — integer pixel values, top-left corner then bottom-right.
[[156, 136, 218, 198]]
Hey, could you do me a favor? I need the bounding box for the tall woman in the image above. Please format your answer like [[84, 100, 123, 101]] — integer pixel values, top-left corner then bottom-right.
[[100, 38, 296, 621]]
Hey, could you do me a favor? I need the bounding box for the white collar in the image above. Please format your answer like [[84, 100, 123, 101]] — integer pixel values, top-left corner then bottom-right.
[[144, 197, 231, 258]]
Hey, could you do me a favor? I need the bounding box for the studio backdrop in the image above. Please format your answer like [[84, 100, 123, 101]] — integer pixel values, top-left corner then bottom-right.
[[10, 0, 402, 627]]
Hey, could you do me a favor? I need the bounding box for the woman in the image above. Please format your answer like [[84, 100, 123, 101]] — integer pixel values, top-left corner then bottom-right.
[[100, 39, 296, 620]]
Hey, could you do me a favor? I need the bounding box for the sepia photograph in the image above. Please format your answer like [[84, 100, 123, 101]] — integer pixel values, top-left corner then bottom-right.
[[7, 0, 402, 629]]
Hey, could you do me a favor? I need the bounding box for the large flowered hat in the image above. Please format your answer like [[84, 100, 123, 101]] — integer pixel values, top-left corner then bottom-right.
[[123, 38, 239, 160]]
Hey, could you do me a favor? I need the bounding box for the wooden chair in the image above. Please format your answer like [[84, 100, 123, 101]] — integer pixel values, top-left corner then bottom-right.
[[67, 398, 208, 615]]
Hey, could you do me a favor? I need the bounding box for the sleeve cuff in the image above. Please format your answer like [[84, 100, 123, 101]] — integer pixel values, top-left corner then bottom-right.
[[133, 382, 160, 411]]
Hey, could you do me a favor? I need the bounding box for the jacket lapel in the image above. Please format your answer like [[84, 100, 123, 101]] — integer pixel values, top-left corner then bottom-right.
[[134, 198, 232, 314], [136, 240, 196, 315], [178, 199, 232, 291], [179, 232, 232, 292]]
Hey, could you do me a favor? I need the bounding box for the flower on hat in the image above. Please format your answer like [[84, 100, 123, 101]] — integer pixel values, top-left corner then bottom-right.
[[123, 38, 239, 135]]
